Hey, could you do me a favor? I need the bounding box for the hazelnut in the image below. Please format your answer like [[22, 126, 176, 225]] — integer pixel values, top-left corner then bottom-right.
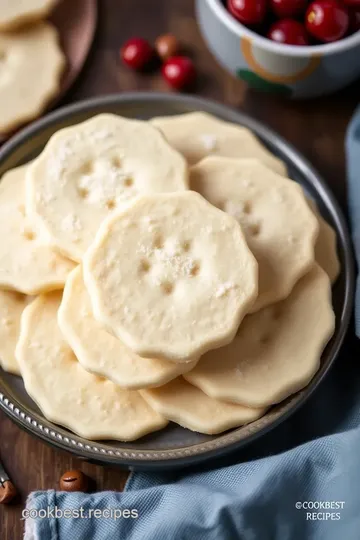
[[155, 34, 180, 61], [0, 481, 17, 504], [59, 470, 88, 492]]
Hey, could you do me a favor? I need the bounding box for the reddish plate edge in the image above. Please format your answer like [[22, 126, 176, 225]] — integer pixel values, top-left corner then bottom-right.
[[50, 0, 98, 102]]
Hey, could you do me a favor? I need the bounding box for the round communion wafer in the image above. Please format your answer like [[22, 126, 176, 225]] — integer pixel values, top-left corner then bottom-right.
[[84, 191, 258, 364], [15, 293, 168, 441], [0, 22, 65, 134], [151, 111, 287, 175], [58, 266, 198, 389], [26, 114, 188, 262], [185, 265, 335, 409], [0, 291, 30, 375], [0, 0, 58, 31], [191, 157, 319, 312], [308, 199, 340, 284], [0, 165, 76, 295], [140, 378, 266, 435]]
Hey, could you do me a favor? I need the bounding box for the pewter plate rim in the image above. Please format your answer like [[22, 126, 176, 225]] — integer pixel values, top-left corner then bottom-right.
[[0, 93, 354, 470]]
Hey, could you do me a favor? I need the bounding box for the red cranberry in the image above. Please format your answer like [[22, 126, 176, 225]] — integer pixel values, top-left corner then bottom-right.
[[162, 56, 196, 90], [227, 0, 268, 25], [121, 38, 153, 70], [306, 0, 349, 42], [268, 19, 310, 44], [342, 0, 360, 7], [349, 8, 360, 31], [270, 0, 308, 18]]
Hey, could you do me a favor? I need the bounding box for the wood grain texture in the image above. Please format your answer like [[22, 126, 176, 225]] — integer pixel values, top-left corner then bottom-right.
[[1, 0, 359, 537]]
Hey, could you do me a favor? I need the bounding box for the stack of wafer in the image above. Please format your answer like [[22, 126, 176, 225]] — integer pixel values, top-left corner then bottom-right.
[[0, 112, 338, 440]]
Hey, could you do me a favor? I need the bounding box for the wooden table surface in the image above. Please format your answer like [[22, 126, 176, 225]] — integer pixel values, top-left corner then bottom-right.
[[1, 0, 359, 537]]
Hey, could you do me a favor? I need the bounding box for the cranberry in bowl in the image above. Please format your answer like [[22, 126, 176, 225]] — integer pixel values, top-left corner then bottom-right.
[[195, 0, 360, 98]]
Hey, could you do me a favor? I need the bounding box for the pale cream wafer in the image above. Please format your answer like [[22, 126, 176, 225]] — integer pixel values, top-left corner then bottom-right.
[[0, 165, 76, 295], [26, 114, 189, 262], [0, 291, 30, 375], [0, 22, 65, 134], [15, 293, 168, 441], [0, 0, 58, 31], [185, 265, 335, 409], [58, 266, 198, 389], [140, 378, 266, 435], [308, 199, 340, 284], [84, 191, 258, 363], [151, 111, 287, 175], [191, 157, 319, 312]]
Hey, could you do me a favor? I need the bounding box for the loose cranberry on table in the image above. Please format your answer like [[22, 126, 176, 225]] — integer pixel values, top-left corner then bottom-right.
[[270, 0, 308, 18], [121, 38, 154, 70], [162, 56, 196, 90], [268, 19, 310, 45], [227, 0, 267, 25], [306, 0, 349, 42]]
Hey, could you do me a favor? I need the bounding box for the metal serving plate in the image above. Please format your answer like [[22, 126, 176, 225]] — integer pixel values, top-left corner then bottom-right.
[[0, 93, 354, 470]]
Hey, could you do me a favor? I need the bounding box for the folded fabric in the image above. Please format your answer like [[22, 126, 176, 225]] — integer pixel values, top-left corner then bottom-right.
[[24, 106, 360, 540], [346, 104, 360, 337]]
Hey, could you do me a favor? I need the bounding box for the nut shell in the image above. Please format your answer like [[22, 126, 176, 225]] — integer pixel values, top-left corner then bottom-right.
[[155, 34, 179, 60], [0, 481, 17, 504], [59, 470, 88, 492]]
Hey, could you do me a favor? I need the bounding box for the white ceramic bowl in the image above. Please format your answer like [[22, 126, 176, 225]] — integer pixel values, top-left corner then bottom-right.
[[196, 0, 360, 98]]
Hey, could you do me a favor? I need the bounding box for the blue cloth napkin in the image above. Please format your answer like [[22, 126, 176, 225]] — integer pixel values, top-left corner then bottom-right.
[[347, 105, 360, 337], [24, 107, 360, 540]]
